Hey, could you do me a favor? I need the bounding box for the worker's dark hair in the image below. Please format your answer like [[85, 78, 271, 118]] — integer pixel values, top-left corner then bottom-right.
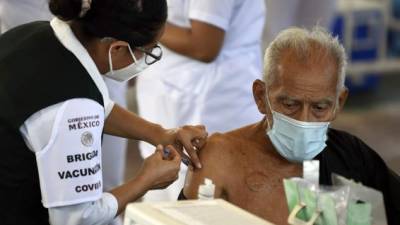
[[49, 0, 167, 47]]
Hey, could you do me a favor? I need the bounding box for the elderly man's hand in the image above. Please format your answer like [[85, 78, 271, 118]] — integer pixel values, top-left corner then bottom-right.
[[161, 125, 208, 169]]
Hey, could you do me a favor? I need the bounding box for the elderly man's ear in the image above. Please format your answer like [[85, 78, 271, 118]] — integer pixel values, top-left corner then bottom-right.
[[332, 87, 349, 120], [253, 79, 268, 114]]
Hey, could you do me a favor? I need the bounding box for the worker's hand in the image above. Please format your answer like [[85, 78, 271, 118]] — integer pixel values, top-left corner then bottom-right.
[[137, 145, 181, 190], [162, 125, 208, 169]]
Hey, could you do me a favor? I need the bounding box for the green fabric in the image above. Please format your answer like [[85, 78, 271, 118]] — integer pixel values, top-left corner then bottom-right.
[[284, 179, 307, 220], [300, 185, 317, 220], [347, 202, 372, 225], [284, 179, 340, 225], [318, 194, 338, 225]]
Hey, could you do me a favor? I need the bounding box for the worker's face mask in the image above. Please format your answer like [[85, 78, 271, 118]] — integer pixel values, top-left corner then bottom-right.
[[265, 95, 331, 163], [104, 44, 148, 82]]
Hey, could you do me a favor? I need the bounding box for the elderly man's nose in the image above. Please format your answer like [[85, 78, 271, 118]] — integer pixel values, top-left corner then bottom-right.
[[298, 108, 311, 122]]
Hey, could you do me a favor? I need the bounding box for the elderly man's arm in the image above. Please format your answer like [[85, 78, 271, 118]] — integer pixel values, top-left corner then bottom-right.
[[183, 134, 233, 199]]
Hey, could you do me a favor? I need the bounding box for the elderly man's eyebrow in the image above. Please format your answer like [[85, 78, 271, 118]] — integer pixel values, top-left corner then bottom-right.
[[277, 95, 301, 102], [311, 97, 335, 105], [277, 94, 335, 104]]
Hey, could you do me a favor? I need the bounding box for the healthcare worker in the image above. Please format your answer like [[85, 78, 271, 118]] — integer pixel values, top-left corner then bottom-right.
[[136, 0, 266, 201], [0, 0, 207, 225], [0, 3, 129, 224]]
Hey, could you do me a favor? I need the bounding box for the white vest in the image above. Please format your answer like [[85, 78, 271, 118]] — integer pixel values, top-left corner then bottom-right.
[[35, 99, 104, 207]]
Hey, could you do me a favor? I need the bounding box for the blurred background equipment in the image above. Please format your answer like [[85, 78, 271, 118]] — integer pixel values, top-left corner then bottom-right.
[[332, 0, 400, 92]]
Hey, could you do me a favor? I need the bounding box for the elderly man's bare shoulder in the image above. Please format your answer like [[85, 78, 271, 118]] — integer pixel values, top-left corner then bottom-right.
[[196, 133, 236, 169], [200, 128, 250, 160], [183, 125, 258, 199], [198, 124, 258, 167]]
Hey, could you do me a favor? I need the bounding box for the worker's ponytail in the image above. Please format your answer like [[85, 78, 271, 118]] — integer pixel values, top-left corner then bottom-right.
[[49, 0, 82, 21], [48, 0, 167, 47]]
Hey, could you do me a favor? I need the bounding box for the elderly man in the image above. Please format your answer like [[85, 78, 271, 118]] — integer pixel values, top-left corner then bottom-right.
[[180, 27, 400, 224]]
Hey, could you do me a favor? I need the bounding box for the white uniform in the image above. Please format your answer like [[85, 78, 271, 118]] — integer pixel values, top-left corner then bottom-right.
[[0, 0, 128, 197], [101, 78, 127, 192], [137, 0, 266, 201]]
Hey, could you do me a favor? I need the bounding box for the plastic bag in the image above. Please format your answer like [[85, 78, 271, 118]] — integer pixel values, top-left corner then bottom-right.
[[284, 178, 350, 225], [332, 174, 388, 225], [284, 175, 388, 225]]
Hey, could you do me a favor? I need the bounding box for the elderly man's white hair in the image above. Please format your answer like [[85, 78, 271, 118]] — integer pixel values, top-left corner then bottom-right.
[[263, 26, 347, 92]]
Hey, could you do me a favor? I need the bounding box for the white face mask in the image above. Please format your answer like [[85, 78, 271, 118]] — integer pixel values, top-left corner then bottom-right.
[[104, 44, 149, 82], [266, 96, 331, 163]]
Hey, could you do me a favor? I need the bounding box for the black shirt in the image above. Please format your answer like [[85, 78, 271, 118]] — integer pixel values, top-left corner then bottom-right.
[[179, 129, 400, 224]]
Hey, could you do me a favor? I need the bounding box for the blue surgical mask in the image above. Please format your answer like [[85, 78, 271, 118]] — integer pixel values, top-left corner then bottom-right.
[[265, 97, 330, 162]]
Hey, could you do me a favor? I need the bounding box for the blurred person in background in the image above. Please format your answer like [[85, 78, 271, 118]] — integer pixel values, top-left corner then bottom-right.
[[0, 3, 129, 224], [136, 0, 266, 201]]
